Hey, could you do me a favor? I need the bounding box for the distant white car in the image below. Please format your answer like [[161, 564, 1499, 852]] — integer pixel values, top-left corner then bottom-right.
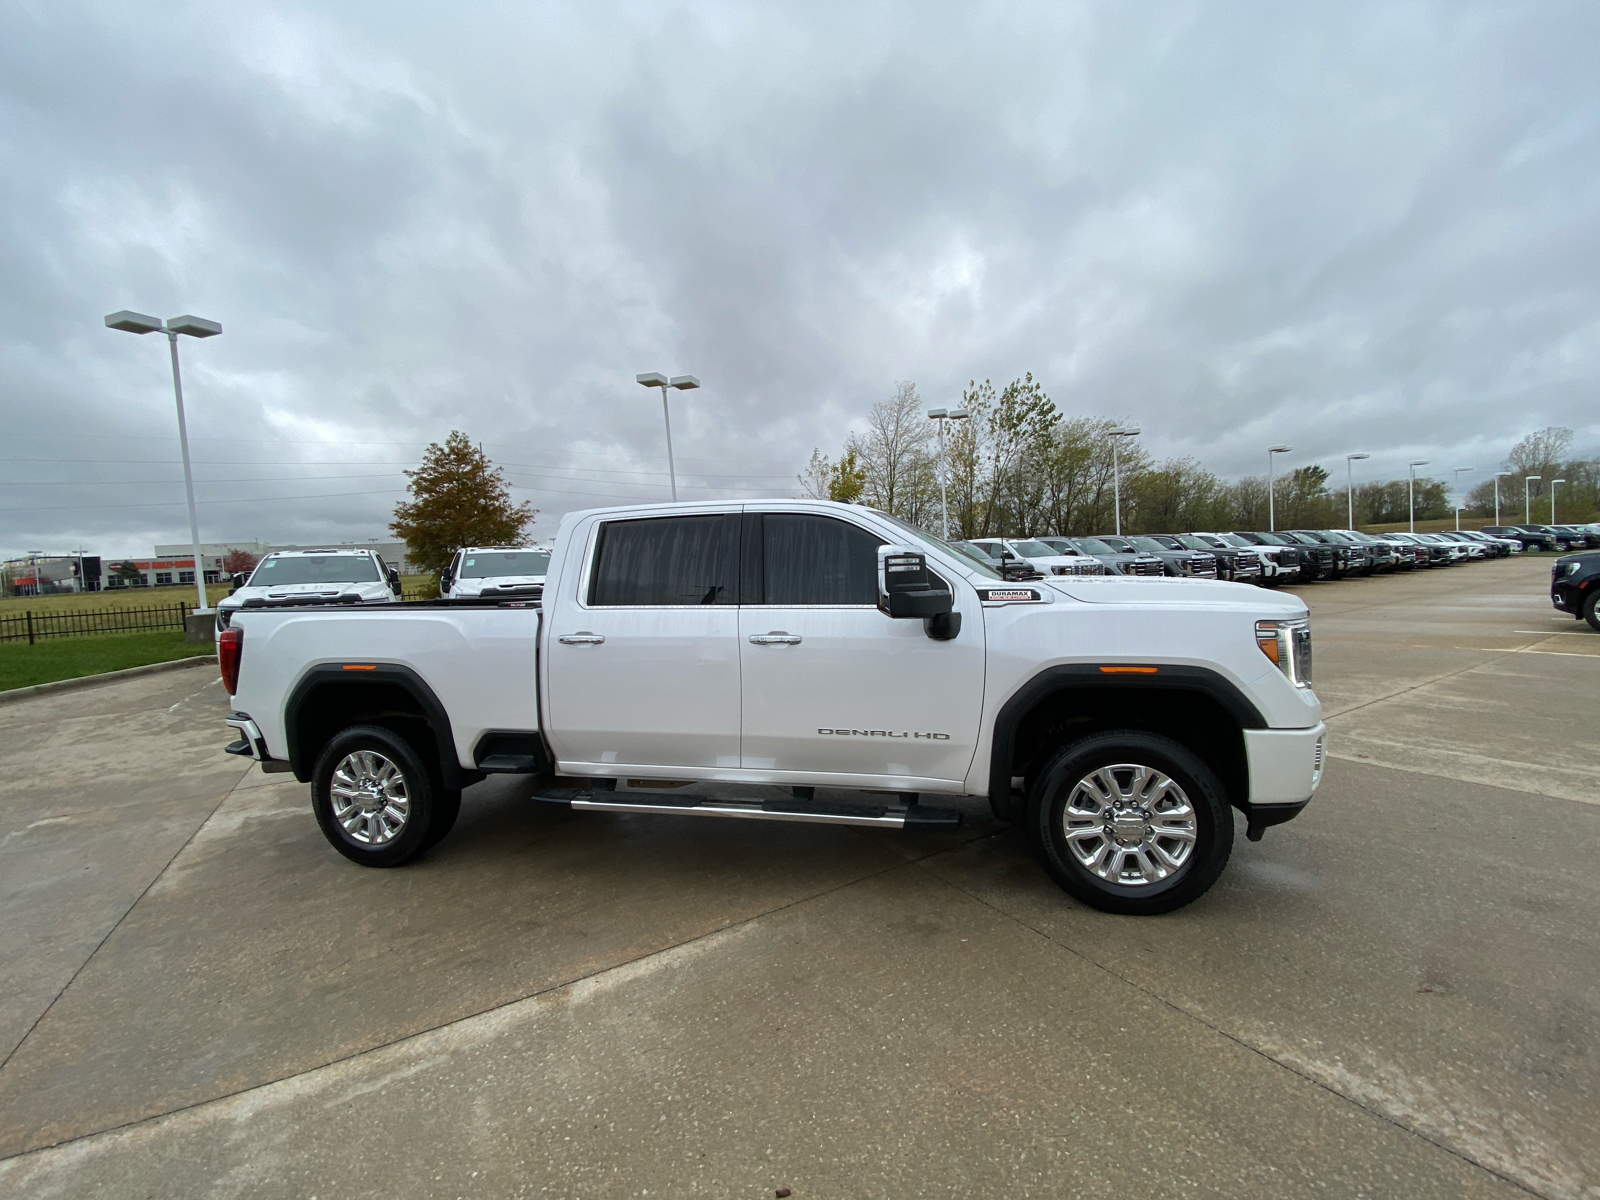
[[441, 546, 551, 600], [966, 537, 1105, 577], [218, 548, 399, 632]]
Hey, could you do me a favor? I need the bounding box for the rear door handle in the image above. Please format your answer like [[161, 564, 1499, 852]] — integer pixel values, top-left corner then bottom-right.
[[558, 632, 605, 645], [749, 632, 802, 645]]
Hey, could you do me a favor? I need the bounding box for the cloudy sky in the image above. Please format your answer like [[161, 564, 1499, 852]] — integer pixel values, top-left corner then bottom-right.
[[3, 0, 1597, 561]]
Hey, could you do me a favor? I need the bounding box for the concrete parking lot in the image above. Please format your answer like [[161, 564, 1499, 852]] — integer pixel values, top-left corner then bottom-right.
[[0, 555, 1595, 1198]]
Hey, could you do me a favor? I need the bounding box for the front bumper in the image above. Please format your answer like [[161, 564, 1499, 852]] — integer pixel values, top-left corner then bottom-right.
[[1242, 725, 1326, 838]]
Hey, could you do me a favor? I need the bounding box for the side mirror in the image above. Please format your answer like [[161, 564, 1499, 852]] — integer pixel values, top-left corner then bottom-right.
[[879, 549, 955, 621], [387, 567, 401, 590], [439, 570, 453, 591], [231, 572, 246, 588]]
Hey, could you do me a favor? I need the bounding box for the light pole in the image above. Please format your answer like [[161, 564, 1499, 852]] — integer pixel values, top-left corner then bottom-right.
[[1408, 460, 1430, 533], [635, 373, 700, 500], [1267, 445, 1293, 532], [1525, 475, 1540, 524], [1452, 466, 1475, 530], [105, 310, 222, 611], [1494, 472, 1510, 525], [1109, 427, 1141, 536], [927, 407, 970, 539], [1345, 453, 1369, 529], [1551, 479, 1566, 524]]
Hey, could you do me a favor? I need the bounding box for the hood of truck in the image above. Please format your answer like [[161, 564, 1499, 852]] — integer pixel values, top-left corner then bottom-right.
[[220, 580, 393, 609], [1045, 575, 1307, 614]]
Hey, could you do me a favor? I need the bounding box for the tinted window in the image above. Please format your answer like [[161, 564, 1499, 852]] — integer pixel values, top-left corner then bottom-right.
[[589, 515, 737, 606], [250, 555, 379, 585], [754, 514, 884, 605], [460, 550, 551, 578], [1074, 538, 1117, 554]]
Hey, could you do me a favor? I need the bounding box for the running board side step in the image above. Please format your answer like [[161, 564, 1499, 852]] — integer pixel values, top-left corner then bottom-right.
[[566, 791, 961, 831]]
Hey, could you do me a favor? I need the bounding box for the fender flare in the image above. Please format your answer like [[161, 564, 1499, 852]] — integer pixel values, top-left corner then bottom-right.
[[284, 663, 482, 790], [986, 664, 1267, 818]]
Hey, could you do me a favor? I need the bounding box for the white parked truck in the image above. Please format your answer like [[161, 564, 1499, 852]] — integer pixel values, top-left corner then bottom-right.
[[440, 546, 550, 600], [220, 500, 1325, 914], [217, 548, 402, 633]]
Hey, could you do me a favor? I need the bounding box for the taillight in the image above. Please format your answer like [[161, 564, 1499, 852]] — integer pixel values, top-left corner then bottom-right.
[[219, 627, 243, 695]]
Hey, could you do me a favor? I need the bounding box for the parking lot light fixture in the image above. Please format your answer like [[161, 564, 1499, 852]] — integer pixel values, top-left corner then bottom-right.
[[1267, 445, 1293, 532], [927, 407, 970, 539], [1107, 428, 1141, 536], [1453, 466, 1475, 531], [1525, 475, 1541, 524], [1345, 453, 1369, 529], [636, 373, 699, 500], [104, 309, 222, 611], [1551, 479, 1566, 524], [1494, 472, 1511, 525], [1407, 460, 1430, 533]]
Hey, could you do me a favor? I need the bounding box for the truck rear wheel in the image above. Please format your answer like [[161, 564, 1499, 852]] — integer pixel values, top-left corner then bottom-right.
[[312, 725, 445, 867], [1026, 730, 1233, 915]]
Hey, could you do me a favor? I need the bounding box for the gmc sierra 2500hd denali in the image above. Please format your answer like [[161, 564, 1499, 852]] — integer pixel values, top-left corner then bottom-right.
[[220, 500, 1326, 914]]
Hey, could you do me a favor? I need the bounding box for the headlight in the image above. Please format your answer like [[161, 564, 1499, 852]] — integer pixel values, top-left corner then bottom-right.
[[1560, 561, 1582, 577], [1256, 618, 1312, 688]]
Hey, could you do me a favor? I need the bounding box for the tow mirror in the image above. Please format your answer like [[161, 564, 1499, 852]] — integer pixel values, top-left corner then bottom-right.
[[231, 572, 246, 588], [439, 570, 453, 591], [878, 548, 959, 639], [387, 567, 401, 590]]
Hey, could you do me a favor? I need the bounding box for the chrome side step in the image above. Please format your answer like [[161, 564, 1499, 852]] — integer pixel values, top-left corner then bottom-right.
[[566, 791, 960, 831]]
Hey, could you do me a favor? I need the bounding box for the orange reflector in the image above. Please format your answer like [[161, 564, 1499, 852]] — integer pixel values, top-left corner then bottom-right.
[[1099, 665, 1158, 674], [1256, 637, 1281, 663], [342, 664, 378, 671]]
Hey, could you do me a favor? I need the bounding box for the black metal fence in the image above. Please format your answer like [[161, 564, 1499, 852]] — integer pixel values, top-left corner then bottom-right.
[[0, 603, 192, 645]]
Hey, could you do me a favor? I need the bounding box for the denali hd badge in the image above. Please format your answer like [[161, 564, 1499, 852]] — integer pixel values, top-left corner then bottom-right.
[[978, 587, 1042, 603], [817, 728, 951, 739]]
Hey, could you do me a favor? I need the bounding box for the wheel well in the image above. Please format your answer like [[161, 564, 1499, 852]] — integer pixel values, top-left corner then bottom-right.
[[1002, 687, 1248, 819], [290, 680, 450, 786]]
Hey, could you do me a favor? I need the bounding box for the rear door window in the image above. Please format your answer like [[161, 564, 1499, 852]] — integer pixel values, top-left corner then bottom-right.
[[588, 514, 739, 606]]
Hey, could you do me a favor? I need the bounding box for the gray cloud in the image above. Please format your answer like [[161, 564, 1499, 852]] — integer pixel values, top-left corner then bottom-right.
[[2, 0, 1597, 560]]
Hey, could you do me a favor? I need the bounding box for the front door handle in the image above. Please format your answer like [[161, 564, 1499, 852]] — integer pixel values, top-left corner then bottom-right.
[[558, 632, 605, 645], [748, 632, 802, 646]]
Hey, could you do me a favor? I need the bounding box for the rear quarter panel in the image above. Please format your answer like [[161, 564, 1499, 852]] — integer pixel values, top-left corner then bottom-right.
[[230, 606, 540, 768]]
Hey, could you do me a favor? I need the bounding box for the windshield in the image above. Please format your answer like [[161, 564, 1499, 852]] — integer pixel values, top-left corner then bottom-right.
[[1008, 540, 1057, 558], [1177, 535, 1215, 550], [1098, 537, 1134, 551], [1219, 534, 1255, 548], [1129, 537, 1171, 554], [875, 513, 1004, 580], [1038, 539, 1078, 554], [1251, 532, 1293, 545], [249, 555, 379, 586], [459, 549, 550, 578], [1074, 538, 1119, 555]]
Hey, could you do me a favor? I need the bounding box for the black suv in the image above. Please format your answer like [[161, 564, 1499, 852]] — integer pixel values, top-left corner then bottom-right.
[[1482, 526, 1558, 551], [1551, 551, 1600, 631]]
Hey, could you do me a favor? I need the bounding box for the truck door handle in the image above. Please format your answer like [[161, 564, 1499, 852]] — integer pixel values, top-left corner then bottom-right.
[[558, 632, 605, 645], [749, 632, 802, 645]]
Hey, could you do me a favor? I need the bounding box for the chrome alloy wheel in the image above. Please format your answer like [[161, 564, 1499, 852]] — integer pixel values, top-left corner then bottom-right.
[[1060, 764, 1198, 886], [329, 750, 411, 846]]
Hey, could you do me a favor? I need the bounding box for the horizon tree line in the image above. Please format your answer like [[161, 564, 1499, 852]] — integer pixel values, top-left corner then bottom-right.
[[799, 381, 1598, 537]]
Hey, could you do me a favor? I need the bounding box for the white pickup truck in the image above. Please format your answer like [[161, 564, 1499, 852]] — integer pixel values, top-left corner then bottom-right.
[[220, 500, 1325, 914]]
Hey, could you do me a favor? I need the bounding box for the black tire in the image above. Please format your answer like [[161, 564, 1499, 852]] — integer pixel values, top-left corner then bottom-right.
[[312, 724, 443, 867], [1585, 589, 1600, 634], [1026, 730, 1233, 915]]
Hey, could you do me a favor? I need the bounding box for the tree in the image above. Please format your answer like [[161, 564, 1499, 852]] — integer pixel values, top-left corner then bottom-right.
[[390, 431, 537, 577], [223, 548, 260, 575], [115, 560, 145, 586], [797, 447, 869, 503], [846, 382, 935, 520]]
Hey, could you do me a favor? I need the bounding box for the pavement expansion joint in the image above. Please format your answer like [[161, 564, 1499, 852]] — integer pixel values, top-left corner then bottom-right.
[[0, 848, 940, 1160], [908, 857, 1555, 1200]]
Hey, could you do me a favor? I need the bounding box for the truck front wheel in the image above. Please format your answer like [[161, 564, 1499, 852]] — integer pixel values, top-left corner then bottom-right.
[[312, 725, 446, 867], [1584, 589, 1600, 633], [1026, 730, 1233, 915]]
